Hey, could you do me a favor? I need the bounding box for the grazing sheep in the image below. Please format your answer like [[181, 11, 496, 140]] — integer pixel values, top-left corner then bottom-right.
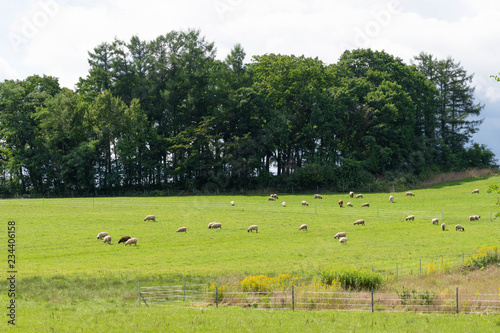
[[125, 238, 137, 246], [406, 192, 415, 196], [118, 236, 131, 244], [282, 202, 286, 207], [472, 189, 479, 194], [354, 219, 365, 226], [361, 203, 370, 207], [334, 232, 346, 239], [102, 235, 112, 244], [299, 224, 307, 231], [406, 215, 415, 221], [338, 200, 343, 208], [349, 191, 354, 198], [96, 232, 108, 239], [247, 225, 258, 233], [271, 194, 279, 199], [455, 224, 465, 231], [356, 194, 363, 199], [301, 200, 309, 206], [339, 237, 348, 244], [474, 215, 481, 220], [347, 202, 353, 207], [230, 201, 235, 206], [210, 222, 222, 229], [441, 223, 446, 231], [469, 215, 481, 221], [144, 215, 155, 221], [389, 195, 394, 203], [268, 196, 276, 201], [176, 227, 187, 233], [314, 194, 323, 199], [432, 218, 439, 225]]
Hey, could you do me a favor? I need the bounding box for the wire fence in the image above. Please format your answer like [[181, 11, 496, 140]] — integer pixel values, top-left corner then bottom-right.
[[138, 282, 500, 314]]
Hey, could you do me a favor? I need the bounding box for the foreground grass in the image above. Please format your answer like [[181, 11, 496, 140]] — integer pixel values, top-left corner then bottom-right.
[[12, 302, 500, 332]]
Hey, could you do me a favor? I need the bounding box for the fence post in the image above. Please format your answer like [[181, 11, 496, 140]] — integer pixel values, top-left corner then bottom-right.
[[216, 287, 218, 308], [371, 287, 374, 312], [138, 281, 140, 307], [292, 285, 295, 311], [456, 287, 459, 314], [183, 279, 186, 302]]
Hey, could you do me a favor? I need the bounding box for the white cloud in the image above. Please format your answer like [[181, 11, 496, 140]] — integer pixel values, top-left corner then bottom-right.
[[0, 57, 19, 79]]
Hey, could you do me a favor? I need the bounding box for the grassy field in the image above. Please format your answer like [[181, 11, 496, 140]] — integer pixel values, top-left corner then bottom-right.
[[1, 175, 499, 331]]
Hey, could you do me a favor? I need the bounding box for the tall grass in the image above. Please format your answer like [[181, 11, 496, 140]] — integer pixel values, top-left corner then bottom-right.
[[320, 268, 384, 291]]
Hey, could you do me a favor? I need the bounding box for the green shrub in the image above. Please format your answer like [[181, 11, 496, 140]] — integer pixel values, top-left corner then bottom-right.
[[320, 268, 384, 291], [464, 246, 499, 269]]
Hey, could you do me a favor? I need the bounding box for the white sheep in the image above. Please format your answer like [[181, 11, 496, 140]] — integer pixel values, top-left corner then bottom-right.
[[247, 225, 258, 233], [349, 191, 354, 198], [208, 222, 215, 228], [210, 222, 222, 229], [176, 227, 187, 233], [455, 224, 465, 231], [314, 194, 323, 199], [96, 232, 108, 239], [102, 235, 112, 244], [230, 201, 235, 206], [347, 202, 353, 207], [299, 224, 307, 231], [389, 195, 394, 203], [441, 223, 446, 231], [125, 238, 137, 246], [282, 202, 286, 207], [406, 192, 415, 196], [268, 196, 276, 201], [406, 215, 415, 221], [356, 194, 363, 199], [472, 189, 479, 194], [469, 215, 481, 221], [334, 232, 346, 239], [271, 194, 278, 199], [361, 203, 370, 207], [432, 218, 439, 225], [354, 219, 365, 226], [301, 200, 309, 206], [339, 237, 348, 244], [144, 215, 155, 221]]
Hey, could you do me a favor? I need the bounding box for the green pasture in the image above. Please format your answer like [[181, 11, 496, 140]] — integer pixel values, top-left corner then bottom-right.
[[0, 175, 499, 331]]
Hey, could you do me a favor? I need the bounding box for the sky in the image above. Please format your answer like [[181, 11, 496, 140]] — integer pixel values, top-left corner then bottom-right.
[[1, 0, 500, 161]]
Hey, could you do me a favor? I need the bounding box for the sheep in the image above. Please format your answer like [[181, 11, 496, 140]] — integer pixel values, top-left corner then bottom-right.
[[144, 215, 155, 221], [356, 194, 363, 199], [268, 196, 276, 201], [282, 202, 286, 207], [469, 215, 481, 221], [349, 191, 354, 198], [455, 224, 465, 231], [96, 232, 108, 239], [361, 203, 370, 207], [208, 222, 215, 228], [314, 194, 323, 199], [230, 201, 235, 206], [431, 218, 439, 225], [406, 192, 415, 196], [299, 224, 307, 231], [338, 199, 343, 208], [247, 225, 258, 233], [271, 194, 279, 199], [209, 222, 222, 229], [389, 195, 394, 203], [176, 227, 187, 233], [441, 223, 446, 231], [406, 215, 415, 221], [472, 189, 479, 194], [334, 232, 346, 239], [125, 238, 137, 246], [339, 237, 348, 244], [301, 200, 309, 206], [102, 235, 112, 244], [347, 202, 353, 207], [118, 236, 131, 244], [353, 219, 365, 226]]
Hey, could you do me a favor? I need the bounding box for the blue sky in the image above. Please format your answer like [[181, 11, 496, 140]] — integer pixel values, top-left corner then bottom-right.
[[1, 0, 500, 161]]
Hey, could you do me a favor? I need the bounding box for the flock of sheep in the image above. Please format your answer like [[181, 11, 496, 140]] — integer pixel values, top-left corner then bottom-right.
[[95, 187, 482, 247]]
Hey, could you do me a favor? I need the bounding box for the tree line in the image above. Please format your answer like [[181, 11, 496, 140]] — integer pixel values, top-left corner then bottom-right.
[[0, 29, 495, 196]]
